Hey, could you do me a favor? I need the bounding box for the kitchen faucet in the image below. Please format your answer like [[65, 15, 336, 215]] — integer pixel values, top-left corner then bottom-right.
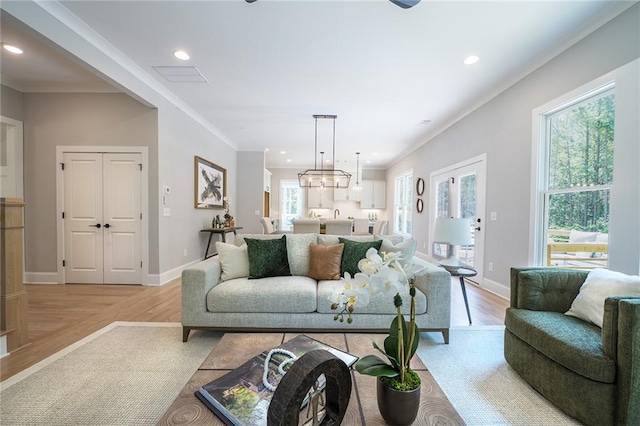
[[334, 209, 340, 219]]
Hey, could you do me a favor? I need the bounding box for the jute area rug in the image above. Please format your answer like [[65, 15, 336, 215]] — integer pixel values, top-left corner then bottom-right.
[[1, 323, 580, 425]]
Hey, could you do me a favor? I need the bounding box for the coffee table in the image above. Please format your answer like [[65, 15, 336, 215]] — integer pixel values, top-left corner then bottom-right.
[[158, 332, 464, 425]]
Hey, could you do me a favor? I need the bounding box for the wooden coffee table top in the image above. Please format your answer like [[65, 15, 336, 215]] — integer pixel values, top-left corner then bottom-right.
[[157, 332, 465, 425]]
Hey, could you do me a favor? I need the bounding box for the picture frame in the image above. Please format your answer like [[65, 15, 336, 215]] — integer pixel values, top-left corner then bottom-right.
[[195, 156, 226, 209], [416, 177, 425, 196]]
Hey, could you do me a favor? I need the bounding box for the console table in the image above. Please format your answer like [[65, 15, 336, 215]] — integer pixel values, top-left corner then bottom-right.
[[200, 227, 243, 259], [449, 268, 477, 324]]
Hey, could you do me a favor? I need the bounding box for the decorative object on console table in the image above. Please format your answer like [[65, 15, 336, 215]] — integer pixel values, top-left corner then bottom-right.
[[195, 156, 226, 209], [223, 196, 234, 227], [329, 247, 428, 425], [433, 217, 473, 273], [195, 334, 357, 426]]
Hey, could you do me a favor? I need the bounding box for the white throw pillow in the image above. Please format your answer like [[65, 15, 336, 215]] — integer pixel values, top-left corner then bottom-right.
[[565, 268, 640, 327], [215, 242, 250, 281]]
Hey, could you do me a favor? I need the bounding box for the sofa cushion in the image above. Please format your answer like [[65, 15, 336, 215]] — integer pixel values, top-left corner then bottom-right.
[[565, 268, 640, 327], [215, 242, 249, 281], [308, 243, 344, 280], [235, 233, 317, 276], [505, 308, 615, 383], [339, 238, 383, 277], [207, 276, 317, 313], [245, 236, 291, 279], [318, 234, 374, 246], [317, 280, 427, 315]]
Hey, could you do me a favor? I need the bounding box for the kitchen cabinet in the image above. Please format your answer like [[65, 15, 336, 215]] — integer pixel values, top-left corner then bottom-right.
[[333, 179, 362, 202], [308, 187, 334, 209], [360, 180, 386, 209]]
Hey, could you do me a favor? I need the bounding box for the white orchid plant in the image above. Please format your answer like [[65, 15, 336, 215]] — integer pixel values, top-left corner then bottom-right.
[[329, 247, 427, 389]]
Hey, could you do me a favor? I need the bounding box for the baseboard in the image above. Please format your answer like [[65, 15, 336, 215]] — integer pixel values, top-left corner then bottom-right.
[[24, 272, 59, 284], [482, 277, 509, 299], [146, 258, 203, 286]]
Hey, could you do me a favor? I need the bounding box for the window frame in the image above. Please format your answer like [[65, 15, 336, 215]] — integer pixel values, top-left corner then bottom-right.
[[394, 169, 413, 236], [530, 81, 615, 266]]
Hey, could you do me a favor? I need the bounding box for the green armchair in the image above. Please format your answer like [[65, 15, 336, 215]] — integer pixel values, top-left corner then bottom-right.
[[504, 267, 640, 425]]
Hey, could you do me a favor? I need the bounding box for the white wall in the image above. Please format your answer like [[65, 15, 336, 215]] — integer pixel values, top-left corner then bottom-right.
[[387, 4, 640, 295], [3, 2, 238, 284], [236, 151, 265, 234]]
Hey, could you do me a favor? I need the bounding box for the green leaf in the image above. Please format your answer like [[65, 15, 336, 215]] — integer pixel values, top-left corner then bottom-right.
[[355, 355, 399, 378]]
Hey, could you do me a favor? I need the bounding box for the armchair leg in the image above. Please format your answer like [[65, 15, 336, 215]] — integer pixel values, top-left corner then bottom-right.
[[442, 329, 450, 344], [183, 327, 191, 342]]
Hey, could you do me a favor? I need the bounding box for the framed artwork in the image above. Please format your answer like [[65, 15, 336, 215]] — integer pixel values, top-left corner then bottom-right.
[[416, 177, 425, 196], [195, 156, 226, 209]]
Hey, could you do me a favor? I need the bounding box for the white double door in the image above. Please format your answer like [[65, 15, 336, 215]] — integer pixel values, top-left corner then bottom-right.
[[64, 152, 142, 284]]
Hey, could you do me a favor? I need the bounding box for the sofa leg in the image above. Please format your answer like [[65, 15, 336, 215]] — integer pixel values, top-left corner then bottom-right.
[[442, 329, 450, 344], [183, 327, 191, 342]]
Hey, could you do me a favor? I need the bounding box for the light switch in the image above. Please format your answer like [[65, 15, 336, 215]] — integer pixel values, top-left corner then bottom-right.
[[490, 212, 497, 221], [163, 207, 171, 217]]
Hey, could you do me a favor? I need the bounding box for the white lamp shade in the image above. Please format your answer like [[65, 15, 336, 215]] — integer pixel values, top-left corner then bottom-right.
[[433, 218, 472, 246]]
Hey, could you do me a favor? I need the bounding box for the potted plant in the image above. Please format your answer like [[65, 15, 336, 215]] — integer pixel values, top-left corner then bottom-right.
[[330, 247, 427, 425]]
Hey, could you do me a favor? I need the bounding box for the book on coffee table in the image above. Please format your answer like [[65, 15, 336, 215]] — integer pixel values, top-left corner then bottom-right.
[[195, 334, 358, 426]]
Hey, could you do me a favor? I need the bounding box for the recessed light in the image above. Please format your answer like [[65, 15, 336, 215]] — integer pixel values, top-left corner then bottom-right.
[[280, 151, 286, 154], [366, 160, 371, 164], [2, 43, 23, 54], [464, 55, 479, 65], [286, 159, 292, 162], [173, 50, 190, 60]]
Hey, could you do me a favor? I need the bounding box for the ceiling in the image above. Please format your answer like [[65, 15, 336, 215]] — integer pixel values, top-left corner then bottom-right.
[[0, 1, 629, 170]]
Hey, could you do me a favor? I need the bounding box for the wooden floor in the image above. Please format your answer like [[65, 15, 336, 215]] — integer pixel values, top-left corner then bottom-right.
[[0, 277, 508, 382]]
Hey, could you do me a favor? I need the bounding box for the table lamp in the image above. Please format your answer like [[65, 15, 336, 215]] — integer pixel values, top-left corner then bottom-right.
[[433, 217, 472, 272]]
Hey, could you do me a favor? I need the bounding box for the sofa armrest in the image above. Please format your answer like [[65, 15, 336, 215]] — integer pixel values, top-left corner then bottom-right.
[[509, 267, 587, 312], [412, 259, 451, 324], [609, 298, 640, 425], [181, 257, 222, 325]]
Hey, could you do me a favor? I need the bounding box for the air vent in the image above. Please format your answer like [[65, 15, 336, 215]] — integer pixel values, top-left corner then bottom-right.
[[153, 66, 208, 83]]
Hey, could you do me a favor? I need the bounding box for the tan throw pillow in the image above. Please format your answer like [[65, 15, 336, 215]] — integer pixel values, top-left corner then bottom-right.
[[307, 243, 344, 280]]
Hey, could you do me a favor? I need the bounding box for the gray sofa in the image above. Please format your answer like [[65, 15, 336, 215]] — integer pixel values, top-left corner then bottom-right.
[[182, 233, 451, 343], [505, 267, 640, 425]]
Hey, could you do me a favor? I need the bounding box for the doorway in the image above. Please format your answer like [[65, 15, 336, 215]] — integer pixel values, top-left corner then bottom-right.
[[279, 180, 305, 232], [430, 154, 487, 284], [57, 147, 148, 285], [0, 116, 24, 198]]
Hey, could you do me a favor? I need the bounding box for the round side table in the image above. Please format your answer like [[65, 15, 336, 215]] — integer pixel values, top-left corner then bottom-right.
[[449, 268, 477, 324]]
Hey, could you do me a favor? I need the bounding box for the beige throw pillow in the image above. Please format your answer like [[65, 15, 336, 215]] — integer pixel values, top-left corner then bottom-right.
[[216, 242, 250, 281], [565, 268, 640, 327], [307, 243, 344, 281]]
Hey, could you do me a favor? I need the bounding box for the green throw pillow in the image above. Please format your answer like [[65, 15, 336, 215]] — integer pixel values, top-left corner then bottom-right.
[[339, 238, 383, 277], [245, 235, 291, 279]]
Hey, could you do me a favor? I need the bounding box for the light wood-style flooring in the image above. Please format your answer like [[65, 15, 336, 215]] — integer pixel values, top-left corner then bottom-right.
[[1, 277, 508, 382]]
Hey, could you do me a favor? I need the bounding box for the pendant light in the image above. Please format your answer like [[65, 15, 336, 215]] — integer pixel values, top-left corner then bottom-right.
[[352, 152, 363, 193], [298, 115, 351, 189]]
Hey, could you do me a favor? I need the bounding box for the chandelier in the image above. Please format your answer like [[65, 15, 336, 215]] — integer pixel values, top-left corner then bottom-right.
[[298, 115, 351, 190]]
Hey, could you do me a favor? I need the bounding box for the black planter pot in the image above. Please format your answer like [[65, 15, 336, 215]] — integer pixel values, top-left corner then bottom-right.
[[376, 377, 421, 425]]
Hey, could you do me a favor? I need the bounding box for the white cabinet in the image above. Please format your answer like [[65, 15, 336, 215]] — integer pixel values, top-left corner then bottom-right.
[[264, 169, 272, 193], [308, 187, 334, 209], [333, 180, 362, 202], [360, 180, 386, 209]]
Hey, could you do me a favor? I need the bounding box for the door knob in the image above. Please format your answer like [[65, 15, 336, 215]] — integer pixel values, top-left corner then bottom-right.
[[475, 226, 481, 231], [90, 223, 101, 228], [104, 223, 111, 229]]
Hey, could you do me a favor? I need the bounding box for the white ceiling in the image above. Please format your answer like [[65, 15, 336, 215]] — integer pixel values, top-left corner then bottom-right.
[[0, 0, 630, 170]]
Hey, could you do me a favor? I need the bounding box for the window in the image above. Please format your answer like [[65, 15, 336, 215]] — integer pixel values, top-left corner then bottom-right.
[[538, 85, 614, 269], [280, 180, 304, 232], [394, 170, 413, 235]]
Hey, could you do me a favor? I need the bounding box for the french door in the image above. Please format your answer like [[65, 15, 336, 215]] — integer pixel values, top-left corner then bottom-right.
[[430, 155, 486, 284], [63, 152, 142, 284]]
